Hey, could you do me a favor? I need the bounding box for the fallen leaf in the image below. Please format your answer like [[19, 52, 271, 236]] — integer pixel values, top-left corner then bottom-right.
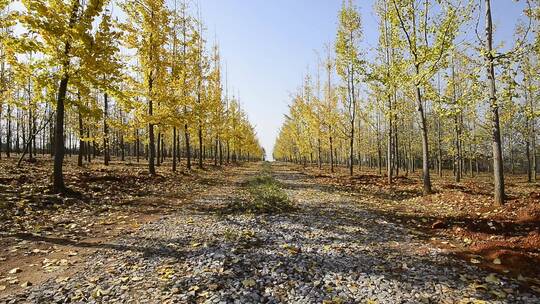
[[92, 287, 103, 298], [470, 283, 488, 291], [8, 268, 22, 274], [55, 276, 70, 283], [242, 278, 256, 288], [281, 244, 301, 254], [20, 281, 32, 288], [485, 273, 500, 284], [490, 289, 506, 299]]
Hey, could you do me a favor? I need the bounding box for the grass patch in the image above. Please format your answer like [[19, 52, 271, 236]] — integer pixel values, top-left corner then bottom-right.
[[225, 163, 294, 214]]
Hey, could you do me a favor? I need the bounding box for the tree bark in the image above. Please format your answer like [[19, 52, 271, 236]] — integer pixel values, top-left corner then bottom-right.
[[317, 137, 322, 170], [133, 130, 138, 162], [219, 139, 223, 165], [437, 117, 442, 177], [156, 132, 161, 166], [53, 74, 68, 193], [414, 67, 432, 195], [103, 93, 109, 166], [528, 85, 537, 182], [329, 133, 334, 173], [172, 127, 177, 172], [7, 104, 11, 158], [77, 107, 84, 167], [185, 123, 191, 170], [148, 78, 156, 175], [387, 96, 393, 184], [198, 124, 203, 169], [485, 0, 505, 205]]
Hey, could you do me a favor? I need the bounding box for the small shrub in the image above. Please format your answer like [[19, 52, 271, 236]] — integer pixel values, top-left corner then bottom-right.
[[224, 167, 294, 214]]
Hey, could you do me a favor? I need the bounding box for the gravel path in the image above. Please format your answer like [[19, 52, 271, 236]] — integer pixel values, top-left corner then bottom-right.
[[2, 163, 539, 304]]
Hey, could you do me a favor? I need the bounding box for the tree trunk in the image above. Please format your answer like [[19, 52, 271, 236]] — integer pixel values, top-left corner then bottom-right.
[[349, 125, 354, 176], [317, 137, 322, 170], [103, 93, 109, 166], [387, 97, 393, 184], [437, 117, 442, 177], [77, 107, 84, 167], [528, 87, 537, 182], [53, 73, 69, 193], [172, 127, 177, 172], [219, 140, 223, 165], [185, 123, 191, 170], [227, 140, 230, 164], [28, 106, 33, 160], [454, 116, 461, 182], [214, 136, 218, 166], [161, 136, 165, 164], [198, 124, 203, 169], [394, 124, 399, 177], [86, 129, 91, 162], [16, 109, 21, 154], [7, 104, 11, 158], [148, 80, 156, 175], [156, 132, 161, 166], [526, 108, 532, 182], [329, 133, 334, 173], [120, 133, 125, 161], [414, 73, 432, 195], [136, 129, 140, 163], [485, 0, 505, 205]]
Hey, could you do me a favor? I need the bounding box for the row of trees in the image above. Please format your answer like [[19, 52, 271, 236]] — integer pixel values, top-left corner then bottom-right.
[[0, 0, 265, 193], [273, 0, 540, 205]]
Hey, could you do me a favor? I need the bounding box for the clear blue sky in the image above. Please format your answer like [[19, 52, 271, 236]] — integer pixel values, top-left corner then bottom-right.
[[198, 0, 529, 160]]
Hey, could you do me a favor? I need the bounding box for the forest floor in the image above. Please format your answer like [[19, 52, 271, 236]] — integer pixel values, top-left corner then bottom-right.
[[298, 165, 540, 282], [0, 158, 539, 303]]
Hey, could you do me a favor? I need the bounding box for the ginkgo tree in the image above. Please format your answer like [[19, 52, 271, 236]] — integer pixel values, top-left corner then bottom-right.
[[122, 0, 170, 175], [1, 0, 264, 192], [16, 0, 112, 192], [275, 0, 539, 207], [335, 0, 365, 176]]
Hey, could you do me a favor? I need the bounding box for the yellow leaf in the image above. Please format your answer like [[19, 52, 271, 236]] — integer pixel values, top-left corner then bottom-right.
[[490, 289, 506, 299], [242, 278, 256, 288], [8, 268, 22, 274], [485, 273, 500, 284]]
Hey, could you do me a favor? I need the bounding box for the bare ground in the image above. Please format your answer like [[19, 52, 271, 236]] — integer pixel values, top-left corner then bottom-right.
[[0, 159, 539, 303]]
